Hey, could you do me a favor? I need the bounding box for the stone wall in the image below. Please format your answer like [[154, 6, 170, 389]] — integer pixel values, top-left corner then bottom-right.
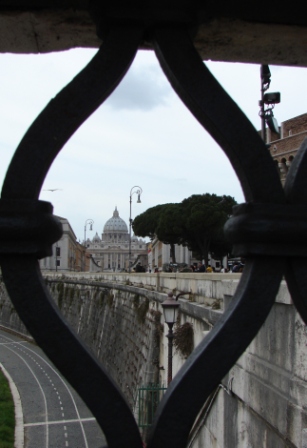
[[0, 278, 30, 337], [45, 279, 165, 409], [1, 272, 307, 447], [188, 289, 307, 448]]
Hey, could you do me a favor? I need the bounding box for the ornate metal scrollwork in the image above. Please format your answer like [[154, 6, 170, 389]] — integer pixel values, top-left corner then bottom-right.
[[1, 5, 307, 448]]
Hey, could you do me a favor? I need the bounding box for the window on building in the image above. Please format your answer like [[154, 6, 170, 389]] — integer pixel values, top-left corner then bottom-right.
[[56, 260, 60, 266], [56, 247, 61, 256]]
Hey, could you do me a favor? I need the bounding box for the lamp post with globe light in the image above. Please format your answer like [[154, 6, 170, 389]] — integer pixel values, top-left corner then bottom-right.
[[83, 219, 94, 271], [84, 219, 94, 244], [129, 186, 142, 273], [161, 292, 180, 385]]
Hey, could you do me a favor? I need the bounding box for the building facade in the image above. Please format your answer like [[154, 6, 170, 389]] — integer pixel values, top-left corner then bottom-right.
[[149, 238, 193, 272], [85, 207, 147, 272], [268, 113, 307, 184], [39, 216, 90, 272]]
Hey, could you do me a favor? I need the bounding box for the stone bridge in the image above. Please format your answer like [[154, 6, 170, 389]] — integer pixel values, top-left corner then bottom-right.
[[0, 271, 306, 447]]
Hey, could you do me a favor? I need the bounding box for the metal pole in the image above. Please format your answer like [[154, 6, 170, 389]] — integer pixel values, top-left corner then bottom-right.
[[260, 64, 271, 144], [129, 194, 132, 273], [166, 323, 174, 385], [83, 219, 94, 271], [260, 70, 266, 143], [55, 243, 58, 272], [128, 186, 142, 273], [83, 224, 87, 272]]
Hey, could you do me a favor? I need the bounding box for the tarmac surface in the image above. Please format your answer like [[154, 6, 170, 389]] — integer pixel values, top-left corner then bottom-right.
[[0, 328, 107, 448]]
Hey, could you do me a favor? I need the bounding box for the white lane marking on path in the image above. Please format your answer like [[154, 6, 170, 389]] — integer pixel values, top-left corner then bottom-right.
[[24, 417, 96, 427], [0, 343, 49, 448], [20, 342, 90, 448], [0, 362, 24, 448], [0, 334, 95, 448]]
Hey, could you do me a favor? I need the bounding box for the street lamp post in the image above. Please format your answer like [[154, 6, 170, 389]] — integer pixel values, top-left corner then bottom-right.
[[129, 186, 142, 273], [161, 292, 180, 385], [84, 219, 94, 244], [84, 219, 94, 271], [55, 242, 58, 272]]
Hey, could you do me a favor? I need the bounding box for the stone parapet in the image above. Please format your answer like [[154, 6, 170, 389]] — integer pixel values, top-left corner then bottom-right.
[[42, 270, 291, 306]]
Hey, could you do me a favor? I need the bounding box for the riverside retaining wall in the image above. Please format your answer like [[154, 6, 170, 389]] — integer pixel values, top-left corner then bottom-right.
[[1, 271, 307, 447]]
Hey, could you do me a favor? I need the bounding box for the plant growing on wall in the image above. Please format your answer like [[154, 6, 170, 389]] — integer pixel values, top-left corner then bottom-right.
[[57, 282, 64, 310], [107, 292, 114, 308], [173, 322, 194, 358], [136, 298, 149, 324]]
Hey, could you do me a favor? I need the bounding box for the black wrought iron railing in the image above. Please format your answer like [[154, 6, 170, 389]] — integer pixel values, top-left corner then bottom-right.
[[1, 3, 307, 448]]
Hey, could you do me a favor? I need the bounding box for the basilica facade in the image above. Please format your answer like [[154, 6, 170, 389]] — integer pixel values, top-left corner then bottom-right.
[[85, 207, 148, 272]]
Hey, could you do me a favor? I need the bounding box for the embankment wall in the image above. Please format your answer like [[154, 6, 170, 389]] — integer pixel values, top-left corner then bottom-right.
[[1, 272, 307, 447]]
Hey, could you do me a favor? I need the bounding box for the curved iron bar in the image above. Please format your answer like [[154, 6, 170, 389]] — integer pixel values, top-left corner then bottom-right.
[[153, 28, 284, 204], [1, 26, 142, 200], [0, 17, 305, 448], [0, 26, 144, 448], [284, 139, 307, 324], [147, 28, 286, 447]]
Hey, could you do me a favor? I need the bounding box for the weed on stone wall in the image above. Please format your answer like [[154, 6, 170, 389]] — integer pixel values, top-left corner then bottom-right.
[[107, 292, 114, 308], [136, 298, 149, 324], [173, 322, 194, 358], [67, 287, 75, 308], [211, 299, 221, 310], [57, 282, 64, 310], [133, 294, 140, 308], [98, 291, 105, 307], [56, 282, 64, 293], [64, 286, 70, 299]]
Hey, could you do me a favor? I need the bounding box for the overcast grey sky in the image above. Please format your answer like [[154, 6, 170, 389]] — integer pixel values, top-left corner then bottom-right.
[[1, 48, 307, 242]]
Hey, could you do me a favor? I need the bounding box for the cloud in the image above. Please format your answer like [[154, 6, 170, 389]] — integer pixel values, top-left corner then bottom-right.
[[105, 56, 172, 111]]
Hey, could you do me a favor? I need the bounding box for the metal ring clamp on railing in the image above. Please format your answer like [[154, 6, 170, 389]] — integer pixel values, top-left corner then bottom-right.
[[1, 6, 307, 448]]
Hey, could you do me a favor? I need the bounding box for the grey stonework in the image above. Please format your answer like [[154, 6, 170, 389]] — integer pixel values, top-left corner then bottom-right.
[[1, 273, 307, 447]]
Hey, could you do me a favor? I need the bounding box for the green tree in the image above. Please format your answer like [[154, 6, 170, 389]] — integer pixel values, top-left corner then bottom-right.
[[209, 228, 233, 266], [180, 194, 236, 264], [132, 204, 167, 240], [133, 194, 237, 265], [155, 203, 184, 264], [133, 203, 183, 263]]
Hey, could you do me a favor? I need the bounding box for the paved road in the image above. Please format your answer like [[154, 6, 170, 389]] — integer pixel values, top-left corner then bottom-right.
[[0, 328, 107, 448]]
